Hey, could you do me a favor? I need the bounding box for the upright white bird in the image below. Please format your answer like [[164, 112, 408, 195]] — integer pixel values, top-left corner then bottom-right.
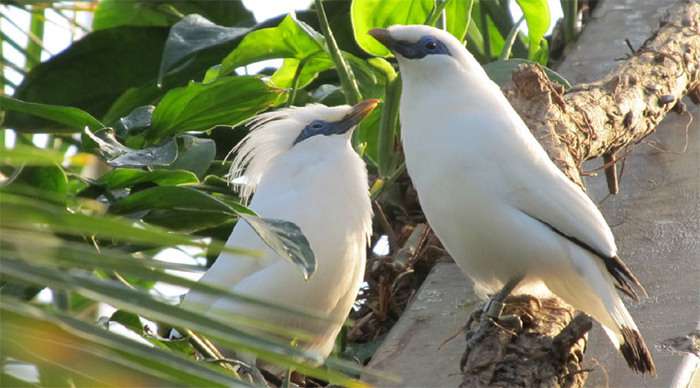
[[369, 25, 655, 374], [182, 100, 377, 361]]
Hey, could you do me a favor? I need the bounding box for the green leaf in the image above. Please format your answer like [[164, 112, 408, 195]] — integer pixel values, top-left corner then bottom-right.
[[10, 165, 68, 203], [115, 105, 154, 134], [483, 59, 571, 89], [0, 193, 254, 257], [158, 14, 250, 85], [445, 0, 475, 42], [350, 0, 433, 57], [270, 56, 335, 89], [93, 0, 255, 31], [84, 128, 179, 168], [110, 186, 234, 215], [97, 168, 199, 189], [6, 27, 169, 131], [220, 15, 325, 76], [241, 215, 316, 281], [109, 310, 144, 334], [515, 0, 551, 60], [93, 0, 172, 30], [0, 96, 103, 133], [101, 84, 162, 127], [0, 228, 317, 322], [148, 76, 286, 142], [0, 144, 64, 166], [168, 136, 216, 178], [0, 260, 322, 368]]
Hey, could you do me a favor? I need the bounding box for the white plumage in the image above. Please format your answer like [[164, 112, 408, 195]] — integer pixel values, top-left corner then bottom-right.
[[370, 25, 655, 374], [182, 101, 376, 360]]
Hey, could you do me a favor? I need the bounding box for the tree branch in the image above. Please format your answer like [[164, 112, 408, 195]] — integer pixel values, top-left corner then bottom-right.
[[503, 1, 699, 190]]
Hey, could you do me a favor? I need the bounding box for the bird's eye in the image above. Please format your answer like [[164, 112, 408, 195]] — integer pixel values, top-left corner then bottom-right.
[[425, 41, 438, 50], [310, 121, 325, 129]]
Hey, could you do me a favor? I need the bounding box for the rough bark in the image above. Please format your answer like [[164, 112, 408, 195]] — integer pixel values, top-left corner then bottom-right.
[[504, 0, 699, 190], [461, 1, 699, 387], [460, 297, 591, 388]]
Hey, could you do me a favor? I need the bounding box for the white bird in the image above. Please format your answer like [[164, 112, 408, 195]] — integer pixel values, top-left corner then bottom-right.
[[369, 25, 655, 374], [181, 100, 377, 362]]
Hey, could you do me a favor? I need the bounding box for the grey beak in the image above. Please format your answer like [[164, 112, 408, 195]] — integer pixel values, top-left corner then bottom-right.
[[369, 28, 395, 51]]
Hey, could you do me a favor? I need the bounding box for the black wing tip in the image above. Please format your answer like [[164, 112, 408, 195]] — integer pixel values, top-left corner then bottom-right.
[[609, 255, 648, 301], [619, 326, 657, 376]]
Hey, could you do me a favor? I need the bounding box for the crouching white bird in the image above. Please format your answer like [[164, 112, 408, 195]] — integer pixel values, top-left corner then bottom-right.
[[369, 25, 656, 374], [181, 100, 377, 362]]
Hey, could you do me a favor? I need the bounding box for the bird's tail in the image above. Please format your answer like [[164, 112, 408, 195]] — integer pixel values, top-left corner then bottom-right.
[[545, 251, 656, 375]]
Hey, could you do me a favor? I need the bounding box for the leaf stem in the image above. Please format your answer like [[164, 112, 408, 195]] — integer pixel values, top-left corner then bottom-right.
[[377, 76, 401, 178], [479, 2, 491, 59], [313, 0, 362, 104], [425, 0, 449, 26], [498, 16, 525, 60], [288, 57, 310, 107], [562, 0, 579, 43]]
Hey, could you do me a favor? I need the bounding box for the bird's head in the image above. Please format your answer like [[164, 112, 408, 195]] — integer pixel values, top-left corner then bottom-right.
[[369, 25, 482, 80], [228, 99, 379, 201]]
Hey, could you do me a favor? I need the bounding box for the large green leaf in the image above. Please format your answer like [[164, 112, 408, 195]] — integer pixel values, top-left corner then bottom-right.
[[515, 0, 550, 60], [158, 14, 250, 85], [93, 0, 255, 31], [445, 0, 476, 42], [350, 0, 433, 57], [148, 76, 286, 142], [0, 96, 103, 133], [0, 144, 64, 165], [9, 165, 68, 204], [6, 27, 169, 131], [220, 15, 325, 76]]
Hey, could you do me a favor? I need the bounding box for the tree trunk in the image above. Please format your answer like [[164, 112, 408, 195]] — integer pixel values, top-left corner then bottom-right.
[[461, 1, 699, 386]]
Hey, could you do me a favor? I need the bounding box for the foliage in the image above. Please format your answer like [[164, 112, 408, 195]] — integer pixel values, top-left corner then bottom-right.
[[0, 0, 570, 386]]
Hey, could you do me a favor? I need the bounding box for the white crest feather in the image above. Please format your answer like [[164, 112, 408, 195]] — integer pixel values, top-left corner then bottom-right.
[[227, 104, 351, 203]]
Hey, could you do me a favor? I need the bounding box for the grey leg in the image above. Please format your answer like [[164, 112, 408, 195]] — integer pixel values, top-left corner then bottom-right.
[[484, 275, 524, 319]]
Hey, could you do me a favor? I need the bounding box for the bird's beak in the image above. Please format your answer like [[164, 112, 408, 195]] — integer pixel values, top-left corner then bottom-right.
[[369, 28, 395, 51], [340, 99, 380, 131]]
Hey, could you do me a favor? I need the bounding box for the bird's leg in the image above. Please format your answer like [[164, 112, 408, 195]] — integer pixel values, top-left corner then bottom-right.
[[484, 275, 524, 319]]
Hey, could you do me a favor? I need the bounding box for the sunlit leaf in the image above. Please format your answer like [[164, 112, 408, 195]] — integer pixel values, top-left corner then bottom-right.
[[515, 0, 551, 60], [350, 0, 433, 57], [220, 15, 326, 77], [148, 76, 286, 142]]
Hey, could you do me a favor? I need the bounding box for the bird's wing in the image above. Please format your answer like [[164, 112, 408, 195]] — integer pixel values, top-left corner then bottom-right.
[[180, 221, 276, 313], [181, 182, 308, 313], [509, 157, 646, 299]]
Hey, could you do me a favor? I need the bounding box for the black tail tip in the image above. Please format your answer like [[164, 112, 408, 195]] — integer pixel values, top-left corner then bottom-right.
[[619, 326, 657, 376]]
